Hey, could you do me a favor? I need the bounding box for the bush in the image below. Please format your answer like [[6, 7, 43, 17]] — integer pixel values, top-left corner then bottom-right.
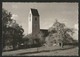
[[20, 33, 45, 49]]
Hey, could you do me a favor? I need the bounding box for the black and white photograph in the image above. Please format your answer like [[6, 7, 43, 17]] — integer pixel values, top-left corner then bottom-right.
[[2, 2, 79, 56]]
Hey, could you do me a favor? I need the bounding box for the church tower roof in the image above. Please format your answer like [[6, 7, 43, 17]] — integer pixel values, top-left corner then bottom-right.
[[31, 8, 39, 16]]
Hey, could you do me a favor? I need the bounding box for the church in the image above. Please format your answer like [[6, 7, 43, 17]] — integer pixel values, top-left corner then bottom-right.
[[28, 8, 48, 37], [27, 8, 77, 46]]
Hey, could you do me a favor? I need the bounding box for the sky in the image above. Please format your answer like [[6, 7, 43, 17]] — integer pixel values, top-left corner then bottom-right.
[[2, 2, 78, 40]]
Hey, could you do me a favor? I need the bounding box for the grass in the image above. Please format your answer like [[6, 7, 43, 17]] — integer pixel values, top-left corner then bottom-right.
[[2, 45, 79, 56]]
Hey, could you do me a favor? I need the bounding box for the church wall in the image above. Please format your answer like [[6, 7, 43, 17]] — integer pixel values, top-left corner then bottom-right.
[[28, 10, 32, 34], [28, 9, 40, 37], [32, 16, 40, 37]]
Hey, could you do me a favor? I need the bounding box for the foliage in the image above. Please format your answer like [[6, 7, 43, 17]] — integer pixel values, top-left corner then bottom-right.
[[37, 32, 46, 45], [21, 32, 45, 48], [2, 8, 24, 50], [22, 34, 34, 48], [45, 20, 75, 47]]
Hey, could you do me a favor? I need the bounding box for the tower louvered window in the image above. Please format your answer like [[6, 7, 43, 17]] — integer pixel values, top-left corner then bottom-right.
[[35, 17, 37, 21]]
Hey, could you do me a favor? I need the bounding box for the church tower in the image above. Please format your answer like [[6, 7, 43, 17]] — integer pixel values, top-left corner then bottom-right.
[[28, 8, 40, 37]]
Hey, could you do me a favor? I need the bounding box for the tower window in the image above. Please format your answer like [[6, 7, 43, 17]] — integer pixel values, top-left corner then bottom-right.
[[35, 17, 37, 21]]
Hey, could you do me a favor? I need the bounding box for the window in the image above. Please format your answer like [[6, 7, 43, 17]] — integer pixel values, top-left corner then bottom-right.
[[35, 17, 37, 21]]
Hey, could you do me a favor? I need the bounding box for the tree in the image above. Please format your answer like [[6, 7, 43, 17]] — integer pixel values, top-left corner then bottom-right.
[[2, 8, 24, 50], [22, 34, 36, 48], [23, 33, 43, 48], [2, 8, 12, 49], [9, 22, 24, 49], [46, 20, 74, 48], [37, 32, 46, 46]]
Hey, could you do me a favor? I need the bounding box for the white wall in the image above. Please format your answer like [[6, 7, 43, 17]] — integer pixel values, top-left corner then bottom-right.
[[28, 10, 32, 34]]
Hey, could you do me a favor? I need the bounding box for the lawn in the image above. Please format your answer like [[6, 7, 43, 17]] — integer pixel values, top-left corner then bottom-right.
[[2, 45, 79, 56]]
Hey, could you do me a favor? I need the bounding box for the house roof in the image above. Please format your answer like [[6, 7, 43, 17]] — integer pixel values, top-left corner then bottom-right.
[[40, 29, 49, 34], [40, 29, 48, 32], [31, 8, 39, 16], [40, 29, 49, 37]]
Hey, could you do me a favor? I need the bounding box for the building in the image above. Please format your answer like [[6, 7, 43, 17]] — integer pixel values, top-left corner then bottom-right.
[[28, 8, 49, 37], [28, 8, 40, 37]]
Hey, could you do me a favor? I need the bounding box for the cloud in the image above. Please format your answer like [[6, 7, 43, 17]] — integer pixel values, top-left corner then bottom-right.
[[74, 23, 78, 30], [73, 23, 78, 40], [11, 14, 18, 20]]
